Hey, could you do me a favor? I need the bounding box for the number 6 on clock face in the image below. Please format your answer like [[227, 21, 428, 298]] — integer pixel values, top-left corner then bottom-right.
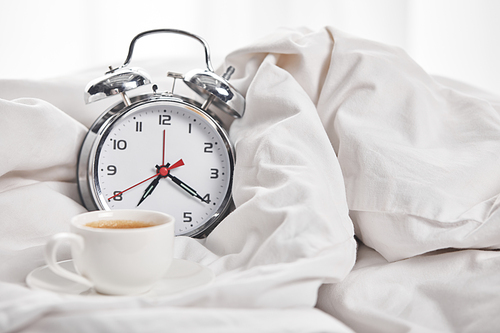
[[79, 97, 235, 238]]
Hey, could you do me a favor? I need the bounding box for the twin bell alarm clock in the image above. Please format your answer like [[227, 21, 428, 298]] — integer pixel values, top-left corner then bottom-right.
[[77, 29, 245, 238]]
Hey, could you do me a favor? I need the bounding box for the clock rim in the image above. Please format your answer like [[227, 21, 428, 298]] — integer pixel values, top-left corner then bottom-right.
[[77, 93, 235, 238]]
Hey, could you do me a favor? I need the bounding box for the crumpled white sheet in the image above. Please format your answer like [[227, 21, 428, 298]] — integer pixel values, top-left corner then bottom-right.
[[0, 28, 356, 333], [2, 25, 500, 333], [225, 26, 500, 263], [317, 243, 500, 333]]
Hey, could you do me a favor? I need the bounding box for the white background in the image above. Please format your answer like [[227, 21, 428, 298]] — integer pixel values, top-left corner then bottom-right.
[[1, 0, 499, 93]]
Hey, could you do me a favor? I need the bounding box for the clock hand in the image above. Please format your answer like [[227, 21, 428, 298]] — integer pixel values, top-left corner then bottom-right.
[[136, 174, 161, 207], [162, 129, 166, 166], [136, 158, 185, 206], [163, 159, 185, 173], [107, 159, 185, 201], [166, 173, 210, 204], [108, 172, 160, 201]]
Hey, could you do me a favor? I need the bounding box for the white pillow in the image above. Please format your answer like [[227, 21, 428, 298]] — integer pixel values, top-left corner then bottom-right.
[[316, 28, 500, 261]]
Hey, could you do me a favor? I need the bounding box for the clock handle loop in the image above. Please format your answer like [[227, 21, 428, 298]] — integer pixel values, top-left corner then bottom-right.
[[113, 29, 214, 73]]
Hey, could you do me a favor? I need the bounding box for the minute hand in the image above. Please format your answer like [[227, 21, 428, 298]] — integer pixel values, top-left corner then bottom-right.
[[167, 174, 210, 204]]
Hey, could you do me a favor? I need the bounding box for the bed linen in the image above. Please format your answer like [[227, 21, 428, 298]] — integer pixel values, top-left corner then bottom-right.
[[1, 26, 500, 332]]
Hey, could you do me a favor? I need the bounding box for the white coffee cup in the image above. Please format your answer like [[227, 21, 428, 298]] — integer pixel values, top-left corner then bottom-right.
[[45, 209, 174, 295]]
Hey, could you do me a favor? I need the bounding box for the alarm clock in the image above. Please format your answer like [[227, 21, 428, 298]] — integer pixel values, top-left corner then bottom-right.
[[77, 29, 245, 238]]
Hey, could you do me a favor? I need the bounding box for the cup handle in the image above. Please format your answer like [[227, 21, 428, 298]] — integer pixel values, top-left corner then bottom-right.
[[44, 233, 94, 288]]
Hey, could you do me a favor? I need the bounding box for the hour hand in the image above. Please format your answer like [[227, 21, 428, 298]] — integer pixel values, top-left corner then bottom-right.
[[137, 175, 161, 207], [167, 174, 210, 204]]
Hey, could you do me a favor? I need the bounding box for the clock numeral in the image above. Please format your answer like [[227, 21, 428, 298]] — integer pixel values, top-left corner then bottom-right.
[[188, 123, 192, 134], [203, 193, 211, 204], [210, 168, 219, 179], [112, 191, 123, 201], [159, 114, 171, 125], [135, 121, 142, 132], [107, 165, 117, 175], [204, 142, 213, 153], [183, 212, 192, 223], [113, 139, 127, 150]]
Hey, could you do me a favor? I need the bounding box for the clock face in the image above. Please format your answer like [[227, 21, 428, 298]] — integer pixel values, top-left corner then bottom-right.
[[86, 98, 234, 237]]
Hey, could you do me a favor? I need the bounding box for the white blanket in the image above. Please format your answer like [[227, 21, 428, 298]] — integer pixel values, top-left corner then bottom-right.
[[1, 26, 500, 332]]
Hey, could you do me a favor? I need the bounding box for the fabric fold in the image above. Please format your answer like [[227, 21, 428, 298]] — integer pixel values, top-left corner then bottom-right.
[[0, 27, 357, 332]]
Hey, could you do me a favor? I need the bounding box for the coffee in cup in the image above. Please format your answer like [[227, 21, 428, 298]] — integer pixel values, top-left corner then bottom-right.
[[84, 220, 157, 229]]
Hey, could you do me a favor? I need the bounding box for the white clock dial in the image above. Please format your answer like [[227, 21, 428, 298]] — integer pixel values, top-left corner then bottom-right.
[[89, 99, 234, 237]]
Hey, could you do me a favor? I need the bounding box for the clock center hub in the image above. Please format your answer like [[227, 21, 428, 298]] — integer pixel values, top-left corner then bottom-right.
[[159, 166, 169, 177]]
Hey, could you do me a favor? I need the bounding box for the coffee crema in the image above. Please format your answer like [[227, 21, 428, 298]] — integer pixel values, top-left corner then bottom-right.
[[84, 219, 158, 229]]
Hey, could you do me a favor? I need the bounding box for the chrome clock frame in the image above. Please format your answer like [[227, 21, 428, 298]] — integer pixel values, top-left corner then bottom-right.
[[77, 93, 236, 238], [77, 29, 244, 238]]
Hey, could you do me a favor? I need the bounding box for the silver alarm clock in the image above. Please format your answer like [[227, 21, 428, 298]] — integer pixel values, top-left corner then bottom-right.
[[77, 29, 245, 238]]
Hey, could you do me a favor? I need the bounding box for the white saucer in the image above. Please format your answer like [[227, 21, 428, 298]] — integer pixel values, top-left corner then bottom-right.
[[26, 258, 214, 297]]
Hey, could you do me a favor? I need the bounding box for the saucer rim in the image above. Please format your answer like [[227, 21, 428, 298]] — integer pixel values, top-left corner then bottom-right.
[[26, 258, 214, 297]]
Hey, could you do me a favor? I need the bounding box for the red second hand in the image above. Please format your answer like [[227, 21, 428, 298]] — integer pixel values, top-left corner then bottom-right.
[[107, 172, 159, 201], [162, 130, 166, 166], [107, 158, 185, 201], [169, 159, 185, 170]]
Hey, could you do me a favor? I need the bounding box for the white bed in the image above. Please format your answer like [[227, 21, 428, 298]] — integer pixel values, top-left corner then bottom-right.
[[1, 26, 499, 333]]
